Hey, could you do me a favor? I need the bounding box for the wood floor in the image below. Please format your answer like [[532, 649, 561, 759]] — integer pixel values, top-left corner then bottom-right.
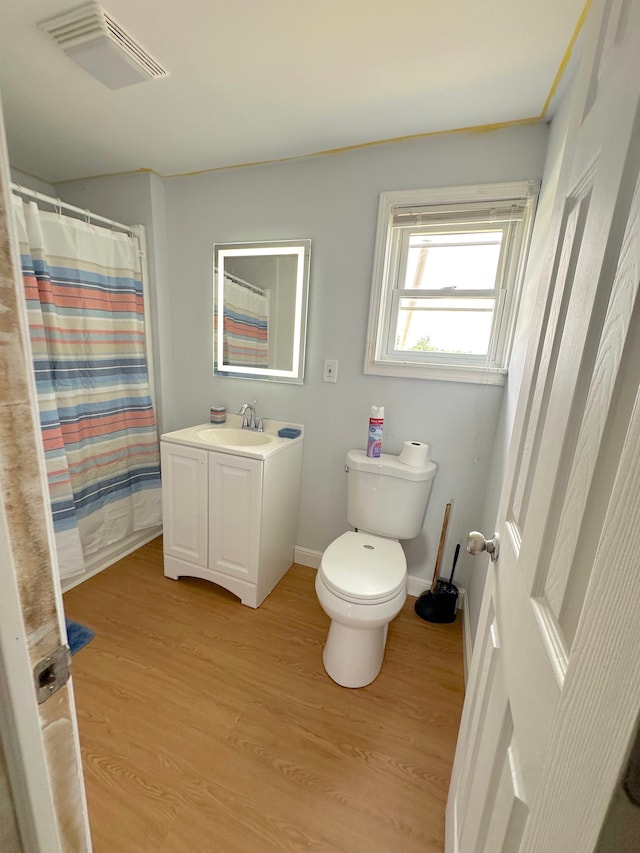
[[63, 536, 465, 853]]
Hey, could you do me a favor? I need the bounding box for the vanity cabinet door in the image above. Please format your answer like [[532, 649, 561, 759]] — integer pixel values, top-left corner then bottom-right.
[[161, 442, 208, 567], [208, 452, 263, 583]]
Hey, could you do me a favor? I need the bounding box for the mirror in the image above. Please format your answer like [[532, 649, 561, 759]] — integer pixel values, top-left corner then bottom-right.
[[214, 239, 311, 384]]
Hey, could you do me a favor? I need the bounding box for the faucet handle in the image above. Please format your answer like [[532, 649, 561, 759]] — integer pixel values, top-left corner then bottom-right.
[[256, 418, 263, 432]]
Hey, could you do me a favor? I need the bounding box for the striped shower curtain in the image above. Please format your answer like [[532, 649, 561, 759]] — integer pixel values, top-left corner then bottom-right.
[[12, 196, 162, 578], [222, 277, 270, 368]]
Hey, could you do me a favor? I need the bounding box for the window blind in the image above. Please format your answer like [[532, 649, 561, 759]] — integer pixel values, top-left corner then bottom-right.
[[391, 199, 529, 228]]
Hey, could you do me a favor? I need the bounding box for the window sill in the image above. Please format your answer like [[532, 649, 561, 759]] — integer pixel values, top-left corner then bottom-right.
[[363, 359, 508, 385]]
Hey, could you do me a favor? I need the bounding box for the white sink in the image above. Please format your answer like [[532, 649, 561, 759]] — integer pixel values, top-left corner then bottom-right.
[[162, 417, 303, 460], [195, 427, 275, 447]]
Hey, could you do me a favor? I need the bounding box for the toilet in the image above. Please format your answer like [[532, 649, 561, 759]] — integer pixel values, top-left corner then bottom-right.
[[316, 449, 437, 688]]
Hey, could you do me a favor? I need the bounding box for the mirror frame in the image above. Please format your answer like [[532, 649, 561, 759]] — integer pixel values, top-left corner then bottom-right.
[[213, 239, 311, 384]]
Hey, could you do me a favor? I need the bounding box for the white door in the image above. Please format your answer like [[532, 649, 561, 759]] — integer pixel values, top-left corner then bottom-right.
[[447, 2, 640, 851], [0, 103, 91, 850]]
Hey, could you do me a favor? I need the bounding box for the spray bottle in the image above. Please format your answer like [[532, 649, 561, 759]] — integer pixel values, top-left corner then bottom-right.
[[367, 406, 385, 458]]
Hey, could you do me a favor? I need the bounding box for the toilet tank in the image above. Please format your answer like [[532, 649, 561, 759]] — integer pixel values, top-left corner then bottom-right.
[[346, 449, 437, 540]]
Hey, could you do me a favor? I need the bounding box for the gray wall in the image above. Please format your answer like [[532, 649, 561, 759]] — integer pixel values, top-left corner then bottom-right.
[[10, 167, 55, 195], [164, 125, 548, 593], [56, 124, 549, 600]]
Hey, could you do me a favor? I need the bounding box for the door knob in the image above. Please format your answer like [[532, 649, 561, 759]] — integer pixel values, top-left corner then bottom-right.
[[467, 531, 500, 562]]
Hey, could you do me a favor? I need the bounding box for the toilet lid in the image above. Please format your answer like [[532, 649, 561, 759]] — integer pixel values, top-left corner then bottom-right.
[[320, 531, 407, 603]]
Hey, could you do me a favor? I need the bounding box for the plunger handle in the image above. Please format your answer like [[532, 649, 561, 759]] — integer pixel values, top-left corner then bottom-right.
[[431, 501, 452, 593]]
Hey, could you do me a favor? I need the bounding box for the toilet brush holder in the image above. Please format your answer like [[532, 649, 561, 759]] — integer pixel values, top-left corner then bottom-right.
[[414, 580, 459, 624]]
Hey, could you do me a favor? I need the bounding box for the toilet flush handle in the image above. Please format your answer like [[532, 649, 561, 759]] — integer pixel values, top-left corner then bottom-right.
[[345, 464, 349, 473]]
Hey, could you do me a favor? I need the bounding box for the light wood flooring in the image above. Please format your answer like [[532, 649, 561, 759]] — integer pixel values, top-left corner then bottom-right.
[[63, 536, 465, 853]]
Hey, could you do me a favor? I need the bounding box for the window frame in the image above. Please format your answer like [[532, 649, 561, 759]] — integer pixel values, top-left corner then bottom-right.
[[364, 181, 539, 385]]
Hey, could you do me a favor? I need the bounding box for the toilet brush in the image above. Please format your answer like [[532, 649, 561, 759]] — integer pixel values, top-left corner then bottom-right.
[[445, 543, 460, 587]]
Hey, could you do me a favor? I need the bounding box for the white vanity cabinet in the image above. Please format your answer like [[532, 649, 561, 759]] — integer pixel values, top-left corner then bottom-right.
[[161, 420, 303, 608]]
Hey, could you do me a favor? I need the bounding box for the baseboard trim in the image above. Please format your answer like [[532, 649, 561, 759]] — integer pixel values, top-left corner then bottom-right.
[[407, 574, 429, 598], [61, 526, 162, 592], [294, 546, 322, 569]]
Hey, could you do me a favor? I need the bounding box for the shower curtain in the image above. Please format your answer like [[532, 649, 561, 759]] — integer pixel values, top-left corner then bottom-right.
[[222, 277, 270, 368], [12, 196, 162, 579]]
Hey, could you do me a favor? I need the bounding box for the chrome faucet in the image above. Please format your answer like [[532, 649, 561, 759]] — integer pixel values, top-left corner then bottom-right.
[[238, 401, 254, 427], [238, 400, 263, 431]]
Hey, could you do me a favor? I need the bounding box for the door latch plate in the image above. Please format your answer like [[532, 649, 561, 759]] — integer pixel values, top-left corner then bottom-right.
[[34, 644, 72, 704]]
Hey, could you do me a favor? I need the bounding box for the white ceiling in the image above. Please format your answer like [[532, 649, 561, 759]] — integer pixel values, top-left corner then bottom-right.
[[0, 0, 586, 184]]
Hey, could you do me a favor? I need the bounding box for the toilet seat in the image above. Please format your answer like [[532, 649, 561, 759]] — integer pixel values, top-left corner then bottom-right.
[[319, 531, 406, 604]]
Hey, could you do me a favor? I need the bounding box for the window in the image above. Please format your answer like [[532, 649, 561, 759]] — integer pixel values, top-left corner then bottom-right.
[[364, 182, 538, 384]]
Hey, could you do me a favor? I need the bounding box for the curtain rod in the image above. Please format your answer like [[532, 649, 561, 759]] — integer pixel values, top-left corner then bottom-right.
[[221, 269, 267, 297], [10, 182, 134, 235]]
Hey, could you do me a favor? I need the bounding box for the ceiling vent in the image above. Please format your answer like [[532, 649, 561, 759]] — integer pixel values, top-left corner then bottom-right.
[[38, 2, 169, 89]]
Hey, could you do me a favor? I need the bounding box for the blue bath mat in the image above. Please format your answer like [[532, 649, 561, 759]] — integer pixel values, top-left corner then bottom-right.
[[65, 619, 95, 655]]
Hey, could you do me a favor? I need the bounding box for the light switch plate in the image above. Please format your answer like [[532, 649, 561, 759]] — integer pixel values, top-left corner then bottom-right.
[[323, 358, 338, 383]]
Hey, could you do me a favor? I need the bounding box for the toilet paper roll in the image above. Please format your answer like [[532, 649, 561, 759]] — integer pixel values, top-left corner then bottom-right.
[[398, 440, 431, 467]]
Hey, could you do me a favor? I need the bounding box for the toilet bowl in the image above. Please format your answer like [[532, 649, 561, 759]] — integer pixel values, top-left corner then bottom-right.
[[316, 448, 436, 688], [316, 531, 407, 688]]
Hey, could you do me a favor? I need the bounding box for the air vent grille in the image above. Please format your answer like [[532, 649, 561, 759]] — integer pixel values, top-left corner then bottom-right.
[[103, 13, 167, 79], [39, 2, 168, 86], [41, 9, 104, 47]]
